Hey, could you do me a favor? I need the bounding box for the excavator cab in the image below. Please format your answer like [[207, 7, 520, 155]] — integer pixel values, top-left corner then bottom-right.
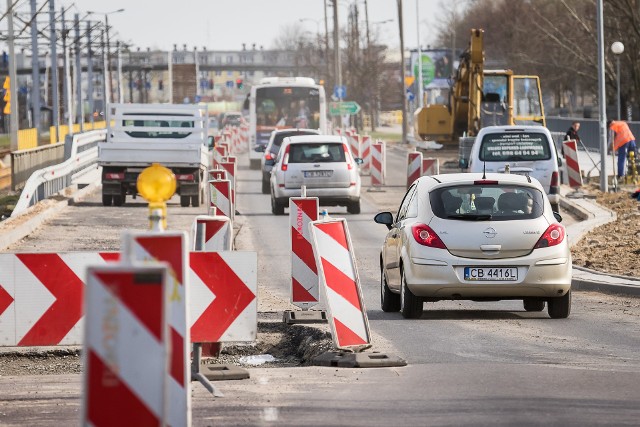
[[512, 76, 546, 126]]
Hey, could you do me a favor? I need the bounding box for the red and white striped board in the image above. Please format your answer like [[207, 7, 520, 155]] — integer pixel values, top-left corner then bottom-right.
[[289, 197, 320, 310], [208, 179, 233, 219], [309, 219, 371, 351], [0, 252, 117, 346], [360, 135, 371, 174], [82, 264, 170, 427], [371, 141, 385, 187], [0, 251, 257, 347], [422, 157, 440, 177], [213, 145, 228, 169], [348, 132, 361, 159], [407, 151, 423, 189], [192, 215, 232, 251], [219, 160, 237, 211], [563, 140, 583, 188], [121, 231, 190, 427], [208, 169, 227, 181], [189, 251, 257, 342]]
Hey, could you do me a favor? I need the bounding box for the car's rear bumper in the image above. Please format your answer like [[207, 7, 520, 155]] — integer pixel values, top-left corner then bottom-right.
[[273, 186, 360, 206], [403, 251, 572, 299]]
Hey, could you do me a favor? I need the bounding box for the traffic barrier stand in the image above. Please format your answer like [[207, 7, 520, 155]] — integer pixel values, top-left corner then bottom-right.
[[212, 145, 228, 169], [309, 218, 406, 367], [563, 140, 585, 198], [208, 179, 233, 219], [82, 263, 171, 426], [360, 135, 371, 175], [422, 157, 440, 176], [369, 140, 386, 191], [219, 159, 237, 216], [192, 214, 233, 251], [407, 150, 423, 189], [348, 131, 361, 159], [121, 230, 197, 417], [208, 169, 227, 181], [283, 191, 327, 324]]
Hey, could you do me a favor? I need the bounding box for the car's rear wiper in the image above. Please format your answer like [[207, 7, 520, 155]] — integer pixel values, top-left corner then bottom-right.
[[447, 214, 492, 221]]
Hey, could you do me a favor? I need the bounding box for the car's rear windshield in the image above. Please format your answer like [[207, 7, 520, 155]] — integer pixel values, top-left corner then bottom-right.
[[272, 131, 318, 152], [123, 114, 193, 139], [430, 184, 545, 221], [288, 143, 345, 163], [479, 132, 551, 162]]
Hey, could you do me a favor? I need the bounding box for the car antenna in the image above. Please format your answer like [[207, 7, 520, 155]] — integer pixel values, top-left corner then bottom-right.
[[482, 160, 487, 180]]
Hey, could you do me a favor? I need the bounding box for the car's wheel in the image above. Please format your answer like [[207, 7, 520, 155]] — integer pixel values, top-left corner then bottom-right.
[[548, 289, 571, 319], [523, 298, 545, 312], [400, 268, 423, 319], [381, 264, 400, 312], [250, 159, 260, 170], [271, 194, 285, 215], [261, 178, 270, 194], [180, 195, 190, 207], [347, 200, 361, 214], [102, 194, 113, 206], [113, 194, 125, 206], [191, 195, 200, 208]]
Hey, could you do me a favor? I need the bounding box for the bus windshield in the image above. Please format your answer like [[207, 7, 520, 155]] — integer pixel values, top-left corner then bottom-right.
[[256, 87, 320, 130]]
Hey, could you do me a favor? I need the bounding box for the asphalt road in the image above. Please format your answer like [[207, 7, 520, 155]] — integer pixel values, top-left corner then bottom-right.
[[1, 146, 639, 426]]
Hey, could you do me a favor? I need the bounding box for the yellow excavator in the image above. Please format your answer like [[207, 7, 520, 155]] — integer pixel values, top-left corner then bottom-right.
[[413, 29, 546, 146]]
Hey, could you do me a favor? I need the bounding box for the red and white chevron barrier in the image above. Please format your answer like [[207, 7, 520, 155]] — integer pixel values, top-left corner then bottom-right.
[[82, 264, 170, 426], [309, 219, 371, 351], [371, 141, 385, 187], [563, 140, 583, 188], [407, 151, 423, 189], [348, 131, 361, 159], [122, 231, 190, 427], [208, 169, 227, 181], [208, 179, 233, 219], [0, 251, 257, 347], [290, 197, 319, 309], [213, 145, 228, 169], [219, 159, 237, 212], [193, 215, 232, 251], [360, 135, 371, 174], [422, 157, 440, 177]]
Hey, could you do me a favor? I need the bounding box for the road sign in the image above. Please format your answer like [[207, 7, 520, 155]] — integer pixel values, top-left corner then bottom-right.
[[333, 85, 347, 100], [329, 101, 361, 116], [404, 76, 415, 87]]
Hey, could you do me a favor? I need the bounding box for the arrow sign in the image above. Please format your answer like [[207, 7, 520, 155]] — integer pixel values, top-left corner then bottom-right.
[[329, 101, 361, 116]]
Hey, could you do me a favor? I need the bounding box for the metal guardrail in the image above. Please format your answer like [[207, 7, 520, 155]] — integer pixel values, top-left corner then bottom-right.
[[10, 130, 106, 217], [11, 143, 66, 191]]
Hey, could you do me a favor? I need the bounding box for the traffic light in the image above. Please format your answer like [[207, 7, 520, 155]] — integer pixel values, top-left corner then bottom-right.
[[3, 76, 10, 115], [236, 78, 244, 89]]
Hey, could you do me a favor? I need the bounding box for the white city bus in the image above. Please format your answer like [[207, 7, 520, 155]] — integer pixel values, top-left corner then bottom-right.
[[248, 77, 327, 169]]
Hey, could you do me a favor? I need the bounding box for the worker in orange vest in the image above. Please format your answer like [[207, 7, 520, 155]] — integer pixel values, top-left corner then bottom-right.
[[608, 120, 637, 178]]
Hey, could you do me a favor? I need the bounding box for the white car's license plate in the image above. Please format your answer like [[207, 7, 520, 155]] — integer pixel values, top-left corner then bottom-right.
[[464, 267, 518, 281], [304, 170, 333, 178]]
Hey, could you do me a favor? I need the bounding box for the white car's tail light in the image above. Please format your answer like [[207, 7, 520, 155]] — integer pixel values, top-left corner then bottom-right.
[[175, 173, 194, 181], [412, 223, 447, 249], [104, 172, 124, 180], [281, 145, 291, 171], [534, 223, 565, 248]]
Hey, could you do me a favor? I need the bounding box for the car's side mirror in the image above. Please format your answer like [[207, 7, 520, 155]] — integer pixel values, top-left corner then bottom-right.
[[255, 145, 266, 153], [459, 158, 469, 169], [553, 211, 563, 223], [557, 156, 563, 167], [265, 159, 275, 167], [354, 157, 364, 165], [374, 211, 394, 230], [207, 136, 214, 149]]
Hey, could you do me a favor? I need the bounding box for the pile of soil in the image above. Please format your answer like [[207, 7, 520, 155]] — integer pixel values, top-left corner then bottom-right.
[[570, 184, 640, 278]]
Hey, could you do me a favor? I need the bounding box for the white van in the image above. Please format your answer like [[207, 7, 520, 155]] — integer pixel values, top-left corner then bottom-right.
[[468, 125, 562, 211]]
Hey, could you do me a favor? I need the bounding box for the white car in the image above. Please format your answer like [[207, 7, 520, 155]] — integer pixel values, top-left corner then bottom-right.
[[261, 128, 320, 194], [270, 135, 362, 215], [374, 172, 572, 319]]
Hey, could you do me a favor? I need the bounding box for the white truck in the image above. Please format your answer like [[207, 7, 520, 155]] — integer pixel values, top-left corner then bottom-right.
[[98, 103, 211, 207]]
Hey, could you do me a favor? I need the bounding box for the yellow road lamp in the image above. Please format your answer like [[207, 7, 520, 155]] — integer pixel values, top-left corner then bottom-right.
[[137, 163, 176, 230]]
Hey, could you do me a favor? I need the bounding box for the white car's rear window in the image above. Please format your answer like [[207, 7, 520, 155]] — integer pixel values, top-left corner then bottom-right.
[[479, 132, 551, 161], [430, 184, 544, 221], [288, 143, 345, 163]]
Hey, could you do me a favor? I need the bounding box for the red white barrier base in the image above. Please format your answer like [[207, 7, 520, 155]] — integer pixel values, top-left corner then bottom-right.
[[312, 350, 407, 368], [282, 309, 328, 324]]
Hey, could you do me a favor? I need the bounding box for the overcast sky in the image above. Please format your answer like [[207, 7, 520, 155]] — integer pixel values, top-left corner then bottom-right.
[[63, 0, 446, 52]]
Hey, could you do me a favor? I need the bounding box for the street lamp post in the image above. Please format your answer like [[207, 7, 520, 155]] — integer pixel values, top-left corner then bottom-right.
[[397, 0, 407, 144], [596, 0, 608, 192], [611, 41, 624, 120]]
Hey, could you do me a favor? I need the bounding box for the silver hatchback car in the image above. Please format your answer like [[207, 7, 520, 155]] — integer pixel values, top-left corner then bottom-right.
[[270, 135, 362, 215], [374, 173, 572, 319]]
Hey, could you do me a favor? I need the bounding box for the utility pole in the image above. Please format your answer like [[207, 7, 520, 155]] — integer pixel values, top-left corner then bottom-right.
[[7, 0, 19, 151], [117, 41, 124, 103], [74, 14, 83, 129], [397, 0, 407, 144], [30, 0, 41, 136], [61, 7, 72, 130], [101, 29, 107, 110], [49, 0, 60, 140], [332, 0, 341, 98], [416, 0, 423, 108], [105, 14, 113, 103], [596, 0, 608, 192], [86, 21, 95, 126], [323, 0, 330, 89]]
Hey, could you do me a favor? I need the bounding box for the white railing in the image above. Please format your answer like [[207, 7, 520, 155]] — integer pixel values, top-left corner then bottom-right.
[[11, 130, 107, 217]]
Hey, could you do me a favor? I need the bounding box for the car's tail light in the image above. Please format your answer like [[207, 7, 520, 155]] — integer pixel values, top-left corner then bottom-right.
[[105, 172, 124, 180], [474, 180, 499, 185], [175, 173, 194, 181], [281, 145, 291, 171], [534, 223, 565, 248], [343, 143, 353, 170], [411, 223, 447, 249], [550, 171, 559, 187]]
